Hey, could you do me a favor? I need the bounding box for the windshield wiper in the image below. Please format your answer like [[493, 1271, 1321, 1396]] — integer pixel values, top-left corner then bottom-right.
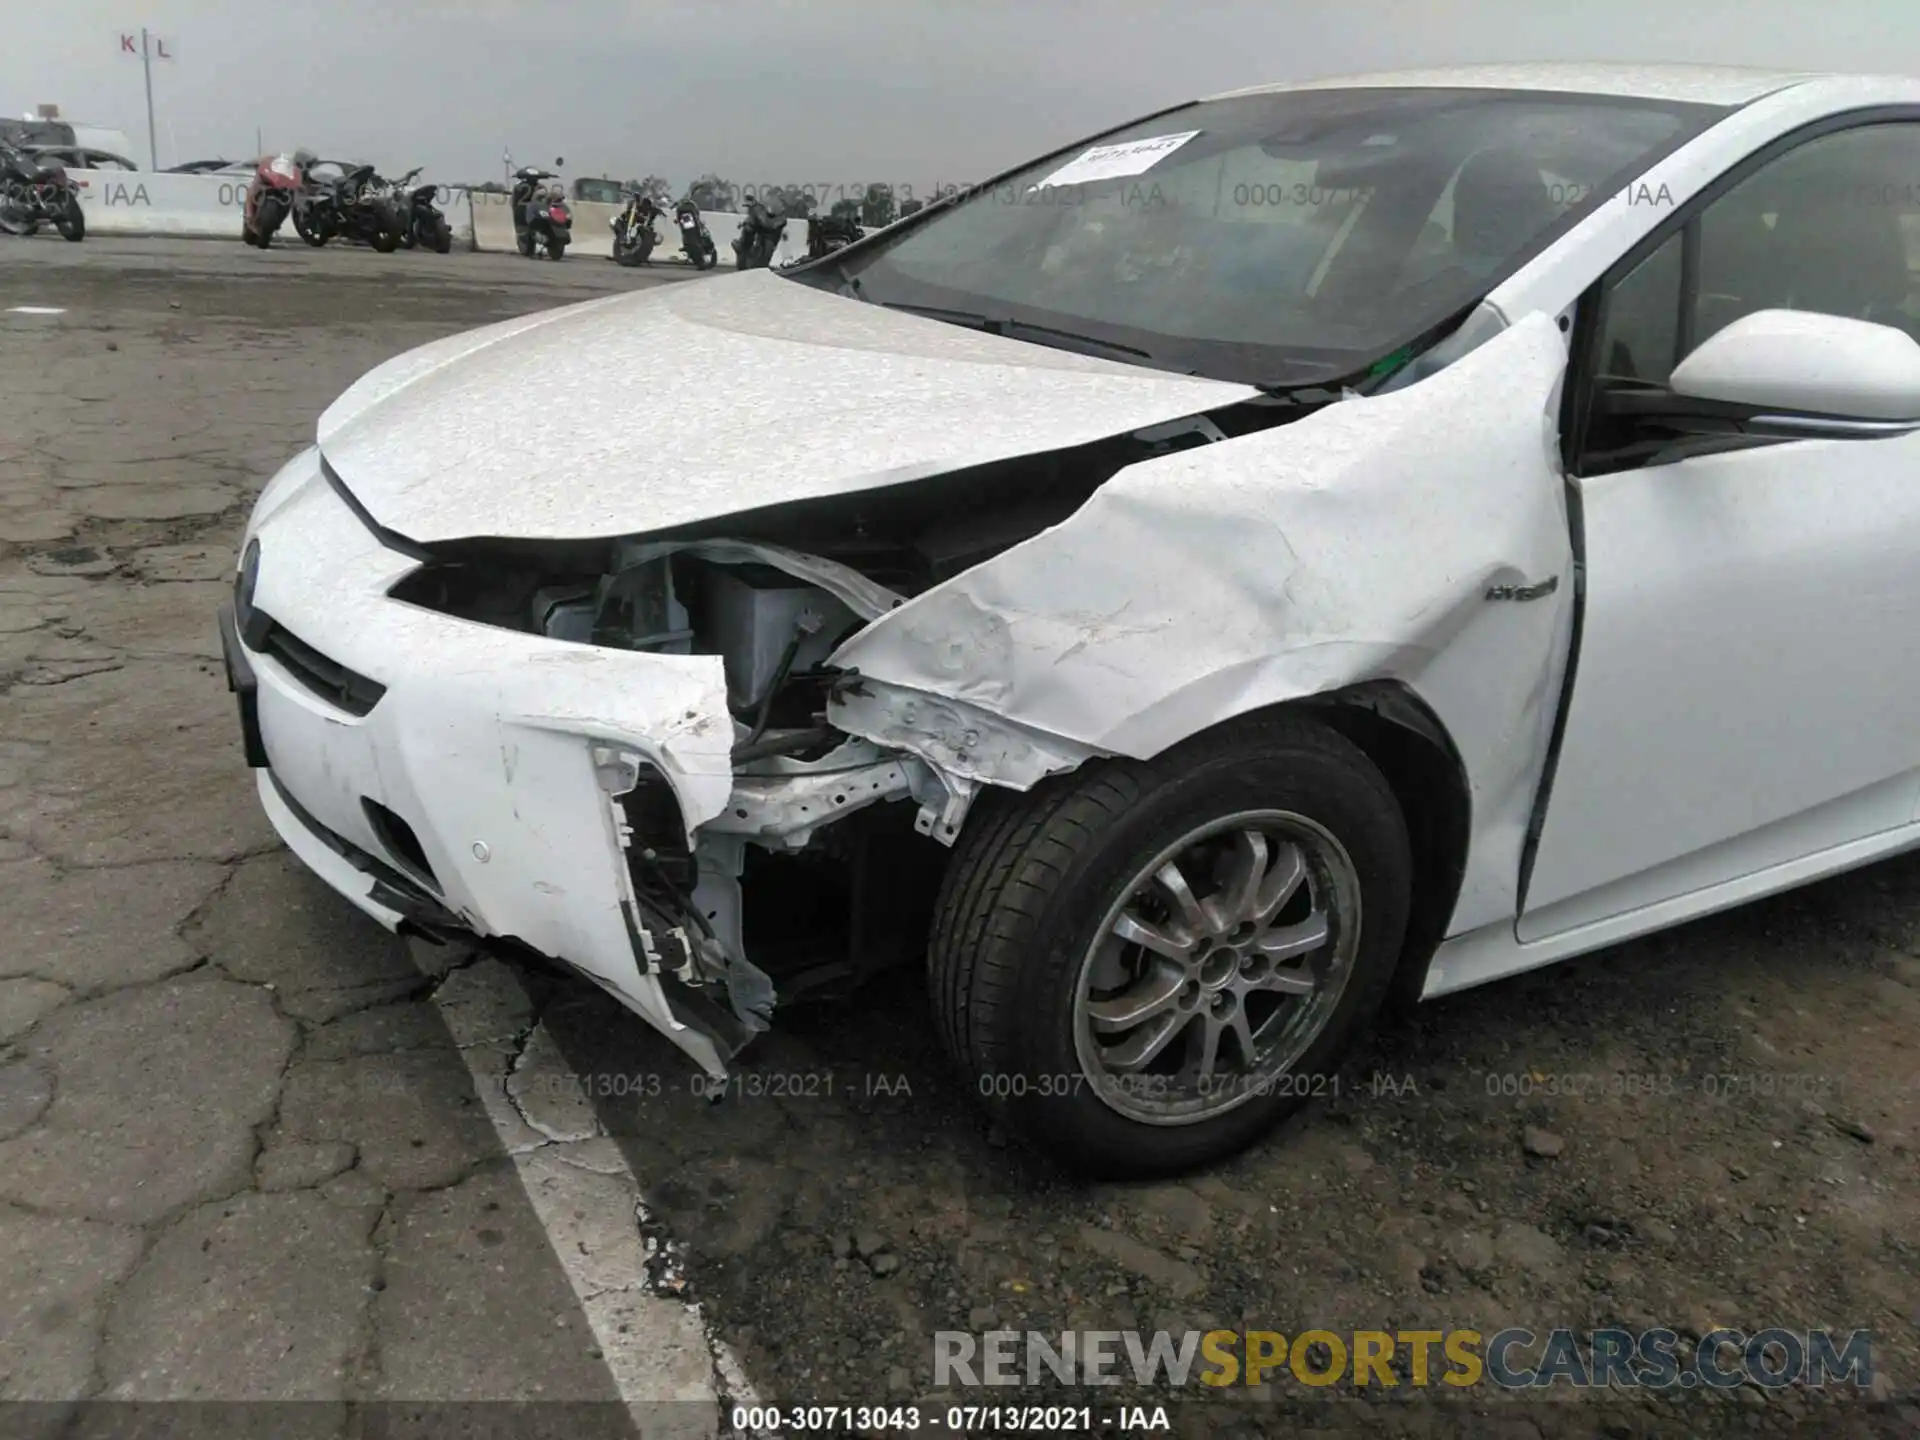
[[879, 301, 993, 328], [999, 318, 1154, 363], [879, 303, 1165, 366]]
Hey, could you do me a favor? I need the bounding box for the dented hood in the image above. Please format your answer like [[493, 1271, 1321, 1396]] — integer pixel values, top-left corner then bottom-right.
[[315, 269, 1257, 544]]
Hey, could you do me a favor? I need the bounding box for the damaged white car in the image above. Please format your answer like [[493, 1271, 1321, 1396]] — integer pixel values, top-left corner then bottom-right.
[[222, 64, 1920, 1176]]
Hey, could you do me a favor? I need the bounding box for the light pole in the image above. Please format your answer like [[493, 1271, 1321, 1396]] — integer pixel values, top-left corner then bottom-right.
[[141, 27, 157, 170], [119, 27, 171, 169]]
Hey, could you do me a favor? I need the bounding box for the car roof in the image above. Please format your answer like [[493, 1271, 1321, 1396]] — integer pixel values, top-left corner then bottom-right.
[[1206, 62, 1838, 106]]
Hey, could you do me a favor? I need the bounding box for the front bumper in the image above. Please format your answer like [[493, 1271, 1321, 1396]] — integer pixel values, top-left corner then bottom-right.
[[224, 448, 758, 1076]]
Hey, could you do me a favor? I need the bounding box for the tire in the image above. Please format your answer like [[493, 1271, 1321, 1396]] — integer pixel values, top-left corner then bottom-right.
[[432, 218, 451, 254], [516, 230, 535, 258], [371, 224, 401, 254], [56, 196, 85, 242], [546, 236, 565, 260], [296, 211, 327, 247], [928, 713, 1411, 1178], [249, 197, 287, 248], [398, 226, 416, 250]]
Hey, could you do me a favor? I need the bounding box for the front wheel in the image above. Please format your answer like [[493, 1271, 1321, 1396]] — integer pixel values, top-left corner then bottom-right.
[[515, 229, 535, 257], [55, 196, 85, 242], [371, 222, 402, 254], [928, 713, 1411, 1178], [545, 236, 566, 260], [432, 217, 452, 254], [295, 211, 328, 247]]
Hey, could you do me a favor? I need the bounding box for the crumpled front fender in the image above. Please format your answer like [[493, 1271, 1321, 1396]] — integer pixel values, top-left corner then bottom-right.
[[827, 313, 1575, 932]]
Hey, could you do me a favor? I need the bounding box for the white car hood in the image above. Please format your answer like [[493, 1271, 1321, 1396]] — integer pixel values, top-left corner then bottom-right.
[[316, 269, 1257, 543]]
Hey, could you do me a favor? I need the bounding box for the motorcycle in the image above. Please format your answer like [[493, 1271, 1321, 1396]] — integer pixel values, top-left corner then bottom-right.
[[242, 151, 305, 247], [510, 166, 570, 260], [805, 210, 863, 261], [671, 198, 717, 269], [0, 142, 86, 241], [733, 195, 787, 270], [294, 162, 407, 252], [610, 189, 660, 267], [388, 167, 453, 253], [289, 161, 337, 247]]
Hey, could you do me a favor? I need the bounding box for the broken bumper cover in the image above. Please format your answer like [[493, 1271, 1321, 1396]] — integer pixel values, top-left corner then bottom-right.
[[230, 448, 766, 1078]]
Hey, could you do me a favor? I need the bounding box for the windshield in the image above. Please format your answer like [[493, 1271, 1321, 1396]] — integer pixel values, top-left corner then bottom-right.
[[830, 87, 1724, 386]]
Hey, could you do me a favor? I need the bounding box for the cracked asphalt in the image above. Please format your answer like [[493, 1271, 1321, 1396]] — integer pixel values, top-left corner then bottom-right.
[[1, 234, 1918, 1440]]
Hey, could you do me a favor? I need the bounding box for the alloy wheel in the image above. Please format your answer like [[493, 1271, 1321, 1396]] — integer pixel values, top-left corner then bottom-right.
[[1071, 809, 1361, 1126]]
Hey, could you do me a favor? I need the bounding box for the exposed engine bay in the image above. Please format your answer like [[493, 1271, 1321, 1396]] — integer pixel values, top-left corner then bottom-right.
[[382, 416, 1263, 1038]]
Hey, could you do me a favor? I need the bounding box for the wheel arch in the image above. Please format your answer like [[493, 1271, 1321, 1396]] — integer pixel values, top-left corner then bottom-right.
[[1172, 680, 1472, 1009]]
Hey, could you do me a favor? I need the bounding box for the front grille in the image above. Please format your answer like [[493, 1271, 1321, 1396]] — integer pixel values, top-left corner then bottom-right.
[[259, 621, 387, 716], [232, 537, 386, 717]]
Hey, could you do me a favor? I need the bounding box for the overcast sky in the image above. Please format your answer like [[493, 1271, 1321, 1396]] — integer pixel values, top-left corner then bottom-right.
[[6, 1, 1916, 188]]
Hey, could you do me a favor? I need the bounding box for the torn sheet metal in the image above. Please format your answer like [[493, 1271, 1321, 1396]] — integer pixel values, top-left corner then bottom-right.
[[829, 313, 1575, 931], [616, 536, 905, 623], [707, 755, 920, 848], [827, 682, 1105, 842]]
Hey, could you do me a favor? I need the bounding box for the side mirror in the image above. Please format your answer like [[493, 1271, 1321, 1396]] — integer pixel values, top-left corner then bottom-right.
[[1670, 309, 1920, 425]]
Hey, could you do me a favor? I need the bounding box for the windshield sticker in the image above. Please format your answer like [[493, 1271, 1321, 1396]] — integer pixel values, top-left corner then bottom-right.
[[1033, 131, 1201, 189]]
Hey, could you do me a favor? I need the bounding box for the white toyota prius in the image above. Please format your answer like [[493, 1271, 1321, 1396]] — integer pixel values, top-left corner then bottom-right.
[[223, 64, 1920, 1176]]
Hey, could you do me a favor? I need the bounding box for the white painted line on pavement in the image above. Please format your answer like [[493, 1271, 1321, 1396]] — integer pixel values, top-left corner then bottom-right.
[[416, 944, 772, 1438], [7, 306, 67, 315]]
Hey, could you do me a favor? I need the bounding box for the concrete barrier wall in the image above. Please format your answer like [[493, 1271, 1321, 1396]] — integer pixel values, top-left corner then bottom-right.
[[67, 168, 475, 247], [71, 169, 249, 239], [470, 190, 518, 254], [443, 189, 475, 248]]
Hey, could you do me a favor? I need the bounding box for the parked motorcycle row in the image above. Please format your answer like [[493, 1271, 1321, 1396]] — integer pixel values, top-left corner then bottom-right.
[[609, 189, 717, 269], [0, 140, 88, 240], [243, 151, 454, 253], [602, 185, 866, 271], [1, 132, 891, 266]]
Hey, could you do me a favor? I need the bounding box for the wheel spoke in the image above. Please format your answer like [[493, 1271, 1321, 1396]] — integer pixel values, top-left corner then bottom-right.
[[1252, 840, 1309, 926], [1256, 910, 1330, 962], [1249, 967, 1317, 997], [1111, 912, 1191, 963], [1151, 860, 1210, 935], [1192, 1015, 1224, 1084], [1102, 1009, 1190, 1072], [1085, 962, 1185, 1032], [1227, 1008, 1258, 1063], [1202, 829, 1269, 933]]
